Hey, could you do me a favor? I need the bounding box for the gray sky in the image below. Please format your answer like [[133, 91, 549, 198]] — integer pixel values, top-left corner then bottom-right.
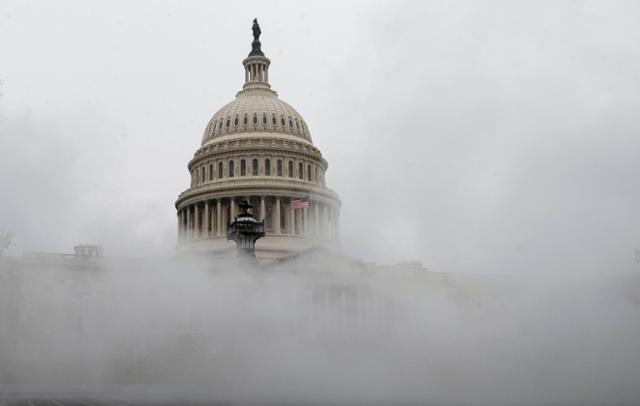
[[1, 0, 640, 273]]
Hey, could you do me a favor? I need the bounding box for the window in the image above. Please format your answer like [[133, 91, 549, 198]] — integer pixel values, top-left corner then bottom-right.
[[219, 120, 223, 129], [277, 159, 283, 176], [315, 167, 318, 183], [202, 167, 205, 182], [226, 118, 230, 128], [281, 116, 285, 126], [288, 161, 293, 177], [298, 163, 303, 180], [253, 114, 257, 125], [265, 159, 271, 176], [295, 120, 300, 129], [263, 114, 267, 125], [252, 159, 258, 176], [289, 117, 293, 128], [218, 162, 224, 178], [272, 114, 277, 125], [240, 159, 246, 176], [234, 116, 238, 126], [209, 164, 213, 181], [307, 164, 311, 181], [229, 160, 235, 177], [243, 114, 248, 125]]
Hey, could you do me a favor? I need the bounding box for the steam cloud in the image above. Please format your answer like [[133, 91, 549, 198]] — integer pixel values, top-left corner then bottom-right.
[[1, 256, 639, 405]]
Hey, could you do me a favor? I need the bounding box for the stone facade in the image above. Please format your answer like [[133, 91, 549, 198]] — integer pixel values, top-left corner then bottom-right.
[[175, 31, 341, 258]]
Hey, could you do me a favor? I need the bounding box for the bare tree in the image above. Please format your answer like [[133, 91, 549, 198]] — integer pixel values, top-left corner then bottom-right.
[[0, 230, 15, 255]]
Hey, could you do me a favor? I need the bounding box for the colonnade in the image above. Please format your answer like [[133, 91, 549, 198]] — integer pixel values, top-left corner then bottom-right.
[[177, 196, 339, 242], [245, 60, 269, 83]]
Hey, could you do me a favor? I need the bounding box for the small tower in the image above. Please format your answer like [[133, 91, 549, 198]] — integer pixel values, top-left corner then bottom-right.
[[227, 200, 265, 258]]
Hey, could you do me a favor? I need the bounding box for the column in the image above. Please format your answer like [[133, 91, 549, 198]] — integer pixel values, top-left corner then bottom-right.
[[182, 209, 187, 241], [222, 201, 228, 234], [230, 197, 236, 219], [322, 204, 329, 239], [204, 200, 210, 237], [314, 202, 320, 237], [260, 196, 266, 222], [289, 201, 295, 234], [216, 199, 222, 236], [180, 207, 187, 241], [185, 206, 191, 240], [303, 207, 309, 235], [194, 203, 200, 239], [275, 197, 281, 234], [324, 204, 330, 239], [177, 210, 182, 242]]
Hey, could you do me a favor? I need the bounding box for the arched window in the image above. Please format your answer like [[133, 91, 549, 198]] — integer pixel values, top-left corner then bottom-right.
[[262, 114, 267, 125], [281, 116, 285, 126], [265, 159, 271, 176], [295, 120, 300, 130], [289, 117, 293, 128], [288, 161, 293, 177], [218, 161, 224, 178], [243, 114, 248, 125], [219, 120, 223, 129], [234, 116, 238, 126], [253, 113, 257, 125], [307, 164, 311, 181], [209, 164, 213, 181], [229, 160, 235, 177], [226, 118, 230, 128], [277, 159, 283, 176], [240, 159, 247, 176], [315, 167, 318, 183], [202, 167, 205, 183], [272, 114, 277, 125], [252, 159, 258, 176], [298, 162, 303, 180]]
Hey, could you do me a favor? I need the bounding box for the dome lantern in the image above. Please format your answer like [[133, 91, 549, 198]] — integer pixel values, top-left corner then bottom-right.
[[242, 18, 271, 91]]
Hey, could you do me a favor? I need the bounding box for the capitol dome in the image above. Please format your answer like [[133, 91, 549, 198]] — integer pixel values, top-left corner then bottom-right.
[[201, 88, 313, 145], [175, 20, 341, 259]]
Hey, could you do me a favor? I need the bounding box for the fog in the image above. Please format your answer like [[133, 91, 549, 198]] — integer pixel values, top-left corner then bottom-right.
[[2, 0, 640, 404], [1, 256, 639, 405]]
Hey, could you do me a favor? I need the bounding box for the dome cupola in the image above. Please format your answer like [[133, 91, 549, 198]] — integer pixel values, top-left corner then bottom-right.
[[201, 19, 312, 145]]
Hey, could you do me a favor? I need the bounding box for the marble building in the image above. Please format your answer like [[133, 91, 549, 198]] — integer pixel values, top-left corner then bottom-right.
[[175, 20, 342, 258]]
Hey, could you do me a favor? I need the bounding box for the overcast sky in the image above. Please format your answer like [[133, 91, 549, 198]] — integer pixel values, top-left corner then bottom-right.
[[1, 0, 639, 273]]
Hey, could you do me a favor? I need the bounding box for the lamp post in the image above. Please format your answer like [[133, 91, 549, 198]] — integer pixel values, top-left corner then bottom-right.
[[227, 199, 265, 258]]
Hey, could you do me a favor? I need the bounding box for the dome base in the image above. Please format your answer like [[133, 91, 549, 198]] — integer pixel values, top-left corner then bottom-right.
[[175, 234, 339, 260]]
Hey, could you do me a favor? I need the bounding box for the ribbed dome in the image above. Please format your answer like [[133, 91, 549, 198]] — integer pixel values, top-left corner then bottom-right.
[[201, 88, 312, 145]]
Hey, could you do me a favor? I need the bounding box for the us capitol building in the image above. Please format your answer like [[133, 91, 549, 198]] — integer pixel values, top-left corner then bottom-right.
[[174, 20, 341, 259]]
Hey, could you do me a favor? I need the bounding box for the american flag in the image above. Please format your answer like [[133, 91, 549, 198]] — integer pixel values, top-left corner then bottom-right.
[[291, 197, 310, 209]]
